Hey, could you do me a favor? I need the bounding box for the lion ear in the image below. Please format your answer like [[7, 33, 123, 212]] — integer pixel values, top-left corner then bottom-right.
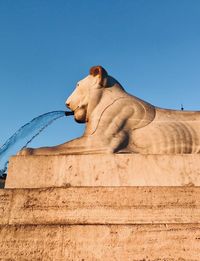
[[89, 65, 108, 85]]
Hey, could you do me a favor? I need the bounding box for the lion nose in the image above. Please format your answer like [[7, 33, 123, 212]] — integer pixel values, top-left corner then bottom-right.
[[66, 102, 70, 107], [66, 99, 71, 108]]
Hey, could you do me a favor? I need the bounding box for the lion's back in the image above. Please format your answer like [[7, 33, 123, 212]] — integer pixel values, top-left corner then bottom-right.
[[130, 108, 200, 154]]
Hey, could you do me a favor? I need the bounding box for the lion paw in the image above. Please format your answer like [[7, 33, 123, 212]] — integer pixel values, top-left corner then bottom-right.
[[17, 148, 34, 156]]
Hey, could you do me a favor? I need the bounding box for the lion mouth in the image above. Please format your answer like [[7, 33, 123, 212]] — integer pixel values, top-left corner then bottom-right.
[[73, 106, 87, 123]]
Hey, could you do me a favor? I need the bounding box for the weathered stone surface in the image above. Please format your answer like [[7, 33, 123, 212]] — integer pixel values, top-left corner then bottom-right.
[[0, 225, 63, 260], [0, 189, 12, 225], [0, 187, 199, 225], [0, 224, 200, 260], [6, 154, 200, 188], [1, 187, 200, 259]]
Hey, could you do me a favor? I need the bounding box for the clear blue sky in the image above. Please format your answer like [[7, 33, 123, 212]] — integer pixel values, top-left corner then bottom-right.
[[1, 0, 200, 148]]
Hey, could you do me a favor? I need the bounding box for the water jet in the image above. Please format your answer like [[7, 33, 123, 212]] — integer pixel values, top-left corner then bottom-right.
[[0, 110, 73, 177]]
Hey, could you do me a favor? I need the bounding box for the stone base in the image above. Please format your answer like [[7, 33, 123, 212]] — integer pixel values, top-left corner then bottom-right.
[[6, 154, 200, 188], [0, 187, 200, 260], [1, 224, 200, 260], [3, 154, 200, 259], [1, 187, 200, 225]]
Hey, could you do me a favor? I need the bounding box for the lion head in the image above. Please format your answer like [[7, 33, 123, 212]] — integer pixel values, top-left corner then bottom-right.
[[66, 66, 108, 123]]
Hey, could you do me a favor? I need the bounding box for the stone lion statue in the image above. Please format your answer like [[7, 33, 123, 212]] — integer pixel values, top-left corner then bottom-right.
[[20, 65, 200, 155]]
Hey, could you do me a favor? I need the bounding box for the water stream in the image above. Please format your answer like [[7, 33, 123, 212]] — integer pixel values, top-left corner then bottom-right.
[[0, 111, 73, 177]]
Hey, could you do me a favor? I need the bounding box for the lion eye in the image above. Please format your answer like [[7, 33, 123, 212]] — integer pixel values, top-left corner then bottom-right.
[[77, 83, 79, 87]]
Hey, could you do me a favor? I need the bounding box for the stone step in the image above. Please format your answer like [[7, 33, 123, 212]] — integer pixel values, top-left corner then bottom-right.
[[0, 224, 200, 260], [1, 187, 200, 225], [6, 154, 200, 188]]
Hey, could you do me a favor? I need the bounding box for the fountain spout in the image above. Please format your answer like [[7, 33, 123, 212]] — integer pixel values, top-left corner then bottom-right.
[[65, 111, 74, 116]]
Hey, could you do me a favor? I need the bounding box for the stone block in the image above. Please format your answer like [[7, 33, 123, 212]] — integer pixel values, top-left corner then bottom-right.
[[0, 224, 200, 260], [0, 187, 199, 225], [6, 154, 200, 188], [0, 187, 199, 259], [0, 189, 13, 225]]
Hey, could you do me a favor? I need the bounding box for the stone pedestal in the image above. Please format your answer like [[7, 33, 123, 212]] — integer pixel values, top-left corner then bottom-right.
[[0, 187, 200, 260], [6, 154, 200, 188], [1, 154, 200, 260]]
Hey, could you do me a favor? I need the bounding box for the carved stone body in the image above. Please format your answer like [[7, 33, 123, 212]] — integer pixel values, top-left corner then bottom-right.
[[20, 66, 200, 155]]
